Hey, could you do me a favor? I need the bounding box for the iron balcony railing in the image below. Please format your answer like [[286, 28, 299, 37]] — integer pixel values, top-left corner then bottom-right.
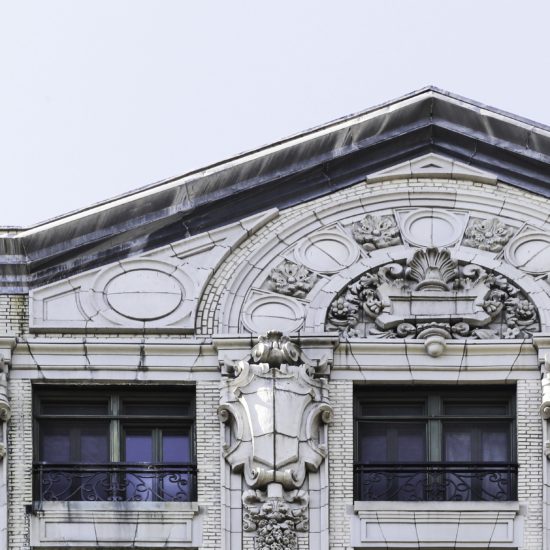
[[354, 462, 518, 501], [33, 462, 197, 502]]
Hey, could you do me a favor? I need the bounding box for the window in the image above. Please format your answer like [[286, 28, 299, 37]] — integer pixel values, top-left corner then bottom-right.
[[354, 386, 516, 501], [33, 386, 195, 502]]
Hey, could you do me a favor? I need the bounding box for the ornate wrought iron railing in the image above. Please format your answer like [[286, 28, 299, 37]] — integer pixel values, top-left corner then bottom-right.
[[33, 463, 197, 502], [354, 462, 518, 501]]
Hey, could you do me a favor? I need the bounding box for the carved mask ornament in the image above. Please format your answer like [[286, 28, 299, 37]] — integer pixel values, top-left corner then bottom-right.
[[219, 331, 332, 548]]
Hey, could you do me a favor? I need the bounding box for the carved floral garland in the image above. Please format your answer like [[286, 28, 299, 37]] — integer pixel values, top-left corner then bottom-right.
[[326, 247, 539, 340]]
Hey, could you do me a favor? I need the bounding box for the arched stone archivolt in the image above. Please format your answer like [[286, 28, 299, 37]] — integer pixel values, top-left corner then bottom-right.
[[198, 176, 550, 336]]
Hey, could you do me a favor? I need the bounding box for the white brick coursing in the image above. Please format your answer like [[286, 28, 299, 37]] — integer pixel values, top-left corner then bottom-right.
[[329, 380, 353, 550], [196, 380, 222, 550], [0, 295, 28, 336], [518, 378, 543, 550], [7, 379, 32, 550]]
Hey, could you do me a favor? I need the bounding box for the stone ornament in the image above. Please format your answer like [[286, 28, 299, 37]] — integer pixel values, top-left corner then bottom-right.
[[541, 354, 550, 421], [463, 217, 515, 252], [242, 488, 308, 549], [79, 258, 197, 329], [267, 260, 317, 298], [395, 209, 468, 248], [0, 356, 10, 423], [504, 230, 550, 275], [326, 247, 540, 346], [294, 229, 359, 273], [351, 214, 401, 251], [241, 292, 305, 334], [218, 331, 332, 546]]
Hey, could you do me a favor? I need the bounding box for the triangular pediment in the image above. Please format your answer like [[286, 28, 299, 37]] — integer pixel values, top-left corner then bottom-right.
[[366, 153, 497, 184], [3, 86, 550, 293]]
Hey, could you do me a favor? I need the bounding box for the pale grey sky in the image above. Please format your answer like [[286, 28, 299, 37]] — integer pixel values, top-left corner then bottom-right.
[[2, 1, 550, 227]]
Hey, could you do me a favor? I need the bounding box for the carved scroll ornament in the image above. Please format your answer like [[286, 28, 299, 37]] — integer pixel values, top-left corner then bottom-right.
[[327, 247, 540, 346], [218, 331, 332, 548]]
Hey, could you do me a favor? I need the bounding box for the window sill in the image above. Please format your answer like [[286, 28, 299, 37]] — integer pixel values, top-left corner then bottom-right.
[[30, 501, 202, 548], [352, 501, 521, 548], [354, 500, 520, 512]]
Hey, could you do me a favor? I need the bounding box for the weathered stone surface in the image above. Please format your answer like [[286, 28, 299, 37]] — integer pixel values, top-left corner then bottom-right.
[[326, 247, 540, 342]]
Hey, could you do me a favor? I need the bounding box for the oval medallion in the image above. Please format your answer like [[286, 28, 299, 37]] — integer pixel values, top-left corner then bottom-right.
[[105, 269, 183, 321]]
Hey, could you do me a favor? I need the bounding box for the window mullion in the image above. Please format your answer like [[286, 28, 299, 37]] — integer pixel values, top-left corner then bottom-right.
[[427, 395, 441, 462], [111, 395, 120, 463]]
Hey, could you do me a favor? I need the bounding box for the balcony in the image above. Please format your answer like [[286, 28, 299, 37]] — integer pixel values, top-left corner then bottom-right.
[[33, 463, 197, 503], [354, 462, 518, 501]]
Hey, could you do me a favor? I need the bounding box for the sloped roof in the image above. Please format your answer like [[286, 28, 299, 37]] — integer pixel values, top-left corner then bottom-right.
[[4, 86, 550, 293]]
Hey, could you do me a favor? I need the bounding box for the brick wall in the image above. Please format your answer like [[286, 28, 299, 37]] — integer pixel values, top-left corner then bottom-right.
[[328, 380, 353, 550], [7, 380, 32, 550], [196, 380, 221, 549], [517, 378, 543, 550], [0, 295, 28, 337]]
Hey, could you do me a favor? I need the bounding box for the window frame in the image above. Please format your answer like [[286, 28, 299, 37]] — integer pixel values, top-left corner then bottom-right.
[[33, 385, 196, 502], [354, 385, 517, 502]]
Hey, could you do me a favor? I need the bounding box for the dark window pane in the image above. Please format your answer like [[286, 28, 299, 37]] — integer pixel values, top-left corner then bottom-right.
[[443, 424, 472, 462], [80, 423, 109, 463], [40, 421, 108, 463], [444, 402, 508, 416], [358, 422, 425, 463], [482, 424, 509, 462], [41, 401, 108, 415], [122, 401, 190, 416], [40, 422, 71, 462], [360, 403, 425, 416]]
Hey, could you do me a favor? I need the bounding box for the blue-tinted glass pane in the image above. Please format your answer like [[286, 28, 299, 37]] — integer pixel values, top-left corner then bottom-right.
[[163, 432, 191, 462], [124, 431, 153, 462]]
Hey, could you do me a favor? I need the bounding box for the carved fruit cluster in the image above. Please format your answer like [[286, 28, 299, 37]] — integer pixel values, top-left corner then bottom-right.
[[243, 493, 308, 550]]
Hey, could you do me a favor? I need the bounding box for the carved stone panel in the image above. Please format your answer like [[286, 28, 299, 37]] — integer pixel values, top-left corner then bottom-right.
[[351, 214, 401, 251], [326, 247, 540, 343], [294, 229, 359, 273], [395, 209, 468, 248], [462, 217, 515, 252], [219, 332, 332, 548], [505, 229, 550, 275], [267, 260, 317, 298]]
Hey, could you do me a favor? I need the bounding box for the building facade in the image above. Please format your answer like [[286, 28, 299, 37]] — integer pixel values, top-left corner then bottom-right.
[[1, 87, 550, 549]]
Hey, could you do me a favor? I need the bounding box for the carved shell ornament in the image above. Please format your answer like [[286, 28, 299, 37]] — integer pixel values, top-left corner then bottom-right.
[[326, 247, 540, 341], [463, 217, 515, 252], [352, 214, 401, 251], [268, 260, 317, 298]]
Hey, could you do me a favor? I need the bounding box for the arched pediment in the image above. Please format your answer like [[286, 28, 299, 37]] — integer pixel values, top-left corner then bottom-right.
[[204, 177, 550, 342]]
